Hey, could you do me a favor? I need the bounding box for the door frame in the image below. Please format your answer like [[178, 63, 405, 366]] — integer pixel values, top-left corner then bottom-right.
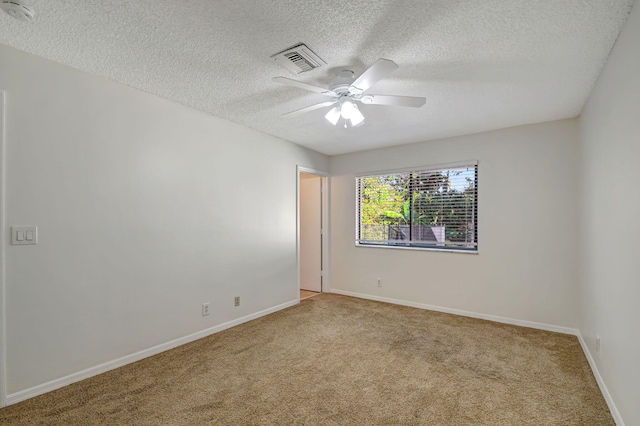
[[0, 91, 7, 407], [296, 166, 329, 300]]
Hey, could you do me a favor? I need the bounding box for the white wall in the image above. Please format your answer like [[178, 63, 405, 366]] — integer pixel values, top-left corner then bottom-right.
[[330, 119, 580, 328], [0, 44, 327, 395], [579, 1, 640, 424]]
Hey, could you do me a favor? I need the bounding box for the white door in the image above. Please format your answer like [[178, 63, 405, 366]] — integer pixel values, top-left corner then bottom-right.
[[300, 173, 322, 292]]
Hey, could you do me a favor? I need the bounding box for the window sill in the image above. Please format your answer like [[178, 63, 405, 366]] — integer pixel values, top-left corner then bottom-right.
[[355, 243, 478, 254]]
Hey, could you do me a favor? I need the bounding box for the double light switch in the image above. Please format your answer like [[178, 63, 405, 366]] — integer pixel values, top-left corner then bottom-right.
[[12, 226, 38, 245]]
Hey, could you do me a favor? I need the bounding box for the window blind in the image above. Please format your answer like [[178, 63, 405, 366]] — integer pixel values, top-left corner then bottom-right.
[[356, 163, 478, 251]]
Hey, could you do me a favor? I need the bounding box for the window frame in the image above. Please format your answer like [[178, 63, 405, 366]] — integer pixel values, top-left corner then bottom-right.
[[355, 161, 478, 254]]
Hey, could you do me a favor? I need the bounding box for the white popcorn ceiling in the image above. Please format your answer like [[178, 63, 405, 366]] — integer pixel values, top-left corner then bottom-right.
[[0, 0, 634, 155]]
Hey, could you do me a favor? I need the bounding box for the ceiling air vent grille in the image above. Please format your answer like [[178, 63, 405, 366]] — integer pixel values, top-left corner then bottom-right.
[[271, 43, 326, 74]]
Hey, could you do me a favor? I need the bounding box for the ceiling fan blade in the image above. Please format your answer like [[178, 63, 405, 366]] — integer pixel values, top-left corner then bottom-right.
[[349, 59, 399, 94], [359, 94, 426, 108], [273, 77, 335, 96], [282, 101, 337, 117]]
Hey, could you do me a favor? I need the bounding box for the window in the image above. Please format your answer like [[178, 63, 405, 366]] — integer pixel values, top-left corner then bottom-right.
[[356, 162, 478, 252]]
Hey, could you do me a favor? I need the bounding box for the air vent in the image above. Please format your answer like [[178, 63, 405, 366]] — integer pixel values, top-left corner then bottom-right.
[[271, 43, 326, 74]]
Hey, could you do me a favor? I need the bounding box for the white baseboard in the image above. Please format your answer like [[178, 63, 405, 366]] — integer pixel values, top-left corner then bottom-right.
[[330, 289, 625, 425], [576, 334, 625, 426], [329, 289, 579, 335], [6, 299, 298, 405]]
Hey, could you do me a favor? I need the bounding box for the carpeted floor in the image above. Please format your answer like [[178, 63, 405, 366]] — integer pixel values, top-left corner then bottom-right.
[[0, 294, 613, 425]]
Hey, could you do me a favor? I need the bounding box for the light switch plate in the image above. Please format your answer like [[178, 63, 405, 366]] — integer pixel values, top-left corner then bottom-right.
[[11, 226, 38, 245]]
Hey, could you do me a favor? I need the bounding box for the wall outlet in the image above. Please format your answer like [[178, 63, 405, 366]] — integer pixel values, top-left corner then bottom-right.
[[596, 335, 601, 352], [202, 302, 210, 316], [234, 296, 240, 307], [377, 278, 382, 287]]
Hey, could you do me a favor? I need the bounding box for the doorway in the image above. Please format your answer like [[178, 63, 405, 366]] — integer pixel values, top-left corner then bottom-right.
[[298, 167, 328, 300]]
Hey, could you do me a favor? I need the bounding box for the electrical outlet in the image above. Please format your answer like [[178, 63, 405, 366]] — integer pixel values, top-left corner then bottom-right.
[[202, 302, 210, 316], [377, 278, 382, 287], [234, 296, 240, 307], [596, 336, 601, 352]]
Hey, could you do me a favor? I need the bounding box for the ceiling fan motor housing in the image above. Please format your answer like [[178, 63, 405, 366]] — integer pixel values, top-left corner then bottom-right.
[[330, 70, 356, 96]]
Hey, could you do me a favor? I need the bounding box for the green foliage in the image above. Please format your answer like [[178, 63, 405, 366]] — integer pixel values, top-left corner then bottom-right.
[[360, 175, 406, 225]]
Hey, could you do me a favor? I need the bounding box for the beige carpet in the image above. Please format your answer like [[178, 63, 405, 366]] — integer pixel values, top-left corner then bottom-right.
[[0, 294, 612, 425]]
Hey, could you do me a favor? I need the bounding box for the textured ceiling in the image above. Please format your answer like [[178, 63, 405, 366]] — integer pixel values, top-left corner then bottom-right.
[[0, 0, 634, 155]]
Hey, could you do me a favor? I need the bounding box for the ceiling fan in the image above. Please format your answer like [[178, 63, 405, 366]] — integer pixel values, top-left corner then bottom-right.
[[273, 59, 426, 128]]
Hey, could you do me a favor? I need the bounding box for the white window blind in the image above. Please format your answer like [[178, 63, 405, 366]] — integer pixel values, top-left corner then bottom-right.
[[356, 163, 478, 251]]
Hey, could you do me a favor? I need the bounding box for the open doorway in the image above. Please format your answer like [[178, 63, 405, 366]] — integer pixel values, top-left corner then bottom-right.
[[298, 167, 328, 301]]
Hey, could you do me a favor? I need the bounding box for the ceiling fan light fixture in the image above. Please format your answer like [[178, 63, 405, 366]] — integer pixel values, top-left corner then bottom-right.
[[351, 118, 365, 128], [340, 100, 356, 120], [325, 105, 341, 125], [349, 104, 364, 126], [326, 100, 365, 127]]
